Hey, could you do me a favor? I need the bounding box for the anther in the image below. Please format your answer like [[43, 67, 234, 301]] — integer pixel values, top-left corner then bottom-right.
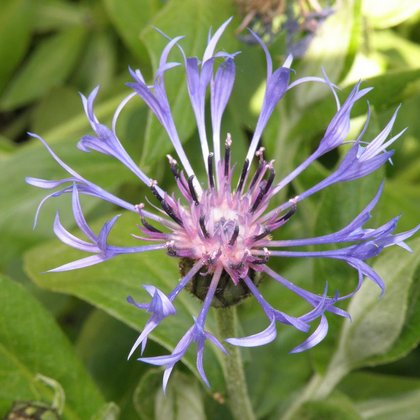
[[166, 240, 177, 256], [149, 180, 162, 201], [274, 202, 297, 225], [207, 153, 214, 189], [249, 166, 275, 213], [228, 224, 240, 246], [249, 161, 265, 190], [188, 175, 199, 205], [251, 248, 270, 265], [224, 134, 232, 177], [236, 159, 249, 193], [166, 154, 180, 179], [199, 215, 210, 238], [150, 180, 183, 226], [256, 147, 265, 162], [136, 204, 163, 233], [252, 226, 270, 241]]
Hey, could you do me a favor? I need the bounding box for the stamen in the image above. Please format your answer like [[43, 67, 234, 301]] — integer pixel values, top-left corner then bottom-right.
[[166, 154, 179, 179], [207, 249, 222, 265], [224, 134, 232, 177], [166, 240, 177, 256], [256, 147, 265, 163], [149, 180, 162, 202], [249, 166, 275, 213], [273, 202, 297, 225], [228, 224, 240, 246], [199, 215, 210, 238], [150, 181, 183, 226], [188, 175, 199, 205], [135, 203, 163, 233], [251, 247, 270, 264], [207, 153, 215, 189], [236, 159, 249, 193], [249, 160, 265, 190], [252, 226, 270, 241], [140, 216, 163, 233]]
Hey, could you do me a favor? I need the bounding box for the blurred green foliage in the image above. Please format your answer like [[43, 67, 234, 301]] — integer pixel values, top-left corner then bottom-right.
[[1, 0, 420, 419]]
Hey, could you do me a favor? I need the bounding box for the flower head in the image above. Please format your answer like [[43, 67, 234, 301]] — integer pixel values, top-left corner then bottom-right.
[[27, 19, 418, 390]]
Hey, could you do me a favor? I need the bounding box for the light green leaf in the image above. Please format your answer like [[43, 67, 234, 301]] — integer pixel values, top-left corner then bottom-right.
[[0, 27, 86, 110], [373, 30, 420, 70], [24, 212, 225, 390], [91, 402, 120, 420], [134, 370, 205, 420], [0, 275, 105, 418], [0, 0, 32, 93], [295, 0, 362, 106], [363, 0, 420, 28]]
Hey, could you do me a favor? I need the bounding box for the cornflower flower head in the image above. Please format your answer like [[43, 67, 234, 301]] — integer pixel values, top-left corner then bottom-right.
[[27, 18, 419, 390]]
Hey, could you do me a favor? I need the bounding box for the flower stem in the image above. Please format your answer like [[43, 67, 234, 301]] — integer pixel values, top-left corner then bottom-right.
[[216, 306, 256, 420]]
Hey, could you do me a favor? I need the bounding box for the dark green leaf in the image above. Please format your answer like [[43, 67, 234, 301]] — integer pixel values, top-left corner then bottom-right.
[[289, 392, 361, 420], [0, 0, 32, 94], [0, 275, 105, 418], [76, 309, 149, 418], [340, 372, 420, 420], [1, 27, 87, 110], [103, 0, 160, 65], [72, 31, 117, 92]]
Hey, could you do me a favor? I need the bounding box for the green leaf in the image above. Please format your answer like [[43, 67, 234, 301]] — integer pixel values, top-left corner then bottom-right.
[[373, 30, 420, 70], [311, 238, 420, 398], [32, 0, 90, 32], [103, 0, 160, 65], [310, 170, 384, 372], [29, 87, 83, 134], [342, 238, 420, 367], [340, 371, 420, 402], [91, 402, 120, 420], [363, 0, 420, 28], [72, 30, 117, 92], [340, 372, 420, 420], [138, 0, 234, 171], [0, 0, 32, 94], [0, 275, 105, 418], [289, 392, 361, 420], [76, 309, 150, 418], [24, 211, 225, 391], [0, 27, 86, 110], [295, 0, 362, 106], [134, 370, 206, 420]]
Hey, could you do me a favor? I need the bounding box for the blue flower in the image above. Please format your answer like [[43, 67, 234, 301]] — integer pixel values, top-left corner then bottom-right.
[[27, 19, 419, 390]]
